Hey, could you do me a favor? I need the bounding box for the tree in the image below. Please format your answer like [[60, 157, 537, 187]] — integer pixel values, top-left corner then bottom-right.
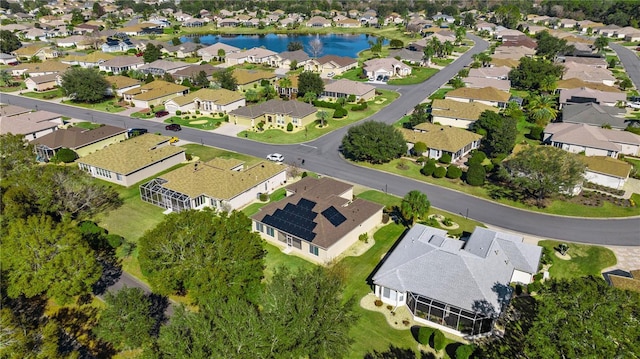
[[2, 215, 101, 304], [619, 78, 633, 91], [389, 39, 404, 49], [473, 52, 492, 67], [0, 133, 35, 180], [162, 72, 174, 83], [289, 59, 298, 70], [316, 109, 329, 127], [171, 37, 181, 46], [539, 75, 557, 94], [446, 165, 462, 179], [504, 146, 585, 203], [93, 287, 154, 350], [526, 95, 558, 126], [0, 69, 13, 87], [535, 31, 574, 59], [412, 141, 427, 155], [466, 163, 486, 186], [213, 68, 237, 91], [143, 43, 161, 63], [594, 36, 609, 53], [400, 190, 430, 226], [0, 30, 21, 53], [193, 70, 209, 88], [302, 91, 317, 104], [495, 4, 521, 29], [449, 76, 465, 89], [71, 8, 84, 24], [216, 48, 225, 60], [480, 277, 640, 358], [61, 67, 110, 103], [474, 110, 518, 158], [422, 45, 435, 65], [341, 121, 407, 164], [455, 26, 466, 45], [509, 57, 565, 92], [287, 41, 303, 51], [463, 12, 476, 28], [92, 2, 105, 18], [405, 103, 430, 128], [297, 71, 324, 97], [138, 210, 266, 302], [49, 148, 78, 163], [308, 36, 323, 58]]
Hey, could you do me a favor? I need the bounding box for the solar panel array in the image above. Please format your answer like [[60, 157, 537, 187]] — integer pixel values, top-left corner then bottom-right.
[[321, 206, 347, 227], [261, 199, 318, 242]]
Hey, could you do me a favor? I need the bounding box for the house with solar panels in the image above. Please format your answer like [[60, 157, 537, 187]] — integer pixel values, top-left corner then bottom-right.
[[251, 177, 384, 264]]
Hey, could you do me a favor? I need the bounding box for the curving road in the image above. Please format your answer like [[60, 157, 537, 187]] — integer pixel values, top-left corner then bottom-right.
[[610, 43, 640, 91], [3, 34, 639, 245]]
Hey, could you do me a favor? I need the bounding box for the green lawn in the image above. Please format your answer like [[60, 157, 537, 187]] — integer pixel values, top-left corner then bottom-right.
[[509, 89, 531, 99], [238, 90, 400, 144], [165, 115, 226, 130], [61, 97, 126, 113], [432, 58, 454, 66], [387, 67, 439, 85], [242, 188, 287, 217], [429, 87, 453, 100], [72, 122, 103, 130], [22, 88, 64, 99], [0, 83, 25, 92], [334, 67, 368, 82], [538, 240, 617, 279], [181, 143, 260, 164], [130, 110, 155, 119]]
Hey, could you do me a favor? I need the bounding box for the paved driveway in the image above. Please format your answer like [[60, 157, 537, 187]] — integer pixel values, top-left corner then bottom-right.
[[212, 123, 247, 136]]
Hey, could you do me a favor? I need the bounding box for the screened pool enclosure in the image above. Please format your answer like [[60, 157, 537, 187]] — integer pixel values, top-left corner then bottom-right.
[[140, 178, 191, 212]]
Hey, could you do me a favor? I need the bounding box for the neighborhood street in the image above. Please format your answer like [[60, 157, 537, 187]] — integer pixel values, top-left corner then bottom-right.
[[3, 34, 639, 246], [610, 43, 640, 91]]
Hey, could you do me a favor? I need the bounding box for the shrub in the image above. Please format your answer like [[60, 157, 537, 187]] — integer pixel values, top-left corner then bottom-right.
[[333, 108, 348, 118], [433, 329, 446, 351], [527, 281, 542, 293], [185, 153, 193, 161], [51, 148, 78, 163], [301, 171, 308, 178], [175, 110, 182, 115], [455, 344, 476, 359], [106, 234, 123, 248], [421, 159, 437, 176], [468, 151, 486, 165], [259, 193, 268, 202], [192, 115, 197, 119], [347, 94, 356, 102], [418, 326, 435, 345], [413, 142, 427, 155], [195, 110, 200, 115], [446, 165, 462, 179], [374, 299, 383, 307], [351, 102, 368, 111], [533, 273, 543, 281], [438, 153, 452, 164], [286, 122, 293, 132], [359, 233, 369, 243], [528, 126, 544, 141], [442, 217, 453, 226], [416, 156, 426, 164], [433, 166, 447, 178], [484, 162, 494, 173], [466, 163, 486, 186]]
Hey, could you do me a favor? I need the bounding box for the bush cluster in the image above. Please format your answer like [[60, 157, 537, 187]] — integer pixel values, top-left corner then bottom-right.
[[433, 166, 447, 178], [333, 108, 348, 118], [438, 153, 452, 164], [350, 102, 368, 111], [446, 165, 462, 179], [420, 159, 437, 176]]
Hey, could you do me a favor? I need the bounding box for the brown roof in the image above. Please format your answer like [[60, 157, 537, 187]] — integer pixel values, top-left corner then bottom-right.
[[399, 123, 482, 152], [446, 87, 511, 103], [316, 55, 357, 67], [252, 177, 383, 249], [581, 156, 631, 178], [100, 56, 144, 68], [556, 78, 621, 93], [232, 68, 276, 85], [172, 63, 220, 78], [30, 125, 127, 150], [432, 98, 499, 121], [106, 75, 141, 89], [230, 99, 316, 119], [0, 105, 32, 117]]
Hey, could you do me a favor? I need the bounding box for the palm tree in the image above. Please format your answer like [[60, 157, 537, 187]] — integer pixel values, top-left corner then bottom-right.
[[278, 77, 292, 99], [0, 70, 13, 87], [473, 52, 492, 67], [422, 46, 435, 66], [455, 26, 466, 45], [400, 190, 430, 226], [503, 101, 523, 119], [527, 95, 558, 126], [539, 75, 558, 94]]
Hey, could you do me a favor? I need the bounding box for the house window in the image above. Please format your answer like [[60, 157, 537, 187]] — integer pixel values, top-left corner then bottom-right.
[[266, 226, 274, 237], [193, 196, 205, 207], [309, 245, 319, 256], [95, 167, 111, 178], [291, 117, 300, 125], [256, 222, 264, 232], [116, 173, 122, 181], [383, 287, 397, 301]]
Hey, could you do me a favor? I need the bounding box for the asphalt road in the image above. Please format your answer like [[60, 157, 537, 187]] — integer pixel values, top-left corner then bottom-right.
[[610, 43, 640, 91], [3, 33, 639, 246]]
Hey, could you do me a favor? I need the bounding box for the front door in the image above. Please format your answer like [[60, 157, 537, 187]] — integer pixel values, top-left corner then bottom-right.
[[286, 235, 292, 247]]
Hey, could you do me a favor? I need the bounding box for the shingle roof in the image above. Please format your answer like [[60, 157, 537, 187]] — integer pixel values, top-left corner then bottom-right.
[[363, 57, 410, 73], [172, 63, 220, 78], [139, 59, 190, 72], [0, 105, 31, 117], [62, 52, 114, 63], [232, 68, 276, 85], [158, 158, 286, 200], [468, 66, 511, 79], [100, 56, 144, 67], [12, 60, 70, 74], [277, 49, 310, 63], [400, 123, 482, 152], [316, 55, 357, 67], [389, 48, 423, 62], [106, 75, 141, 89], [26, 73, 58, 84], [431, 98, 499, 121], [556, 78, 621, 92], [561, 103, 627, 129], [323, 79, 375, 96], [544, 123, 640, 151], [563, 62, 616, 83], [30, 125, 127, 150], [167, 88, 244, 106], [446, 87, 511, 103], [560, 87, 626, 106], [78, 134, 185, 175], [0, 117, 58, 135], [252, 177, 383, 249], [230, 99, 316, 119], [372, 225, 541, 314], [581, 156, 632, 178], [197, 42, 241, 55], [463, 77, 511, 91]]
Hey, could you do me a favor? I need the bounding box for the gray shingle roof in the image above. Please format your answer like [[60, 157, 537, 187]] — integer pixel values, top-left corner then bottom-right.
[[229, 99, 316, 119], [561, 103, 627, 130]]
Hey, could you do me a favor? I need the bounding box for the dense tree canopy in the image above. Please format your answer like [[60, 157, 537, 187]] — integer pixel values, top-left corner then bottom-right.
[[0, 134, 34, 180], [404, 103, 430, 129], [495, 4, 522, 29], [138, 209, 265, 303], [213, 68, 237, 91], [504, 146, 586, 203], [526, 94, 559, 127], [535, 31, 574, 59], [0, 29, 21, 54], [61, 67, 110, 103], [481, 276, 640, 358], [297, 71, 324, 97], [341, 121, 407, 164], [143, 43, 161, 63], [509, 57, 565, 92], [473, 111, 518, 158], [2, 215, 101, 304]]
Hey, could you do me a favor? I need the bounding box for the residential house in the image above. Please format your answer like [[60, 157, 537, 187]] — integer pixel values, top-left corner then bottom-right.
[[252, 177, 384, 264], [431, 30, 457, 44], [197, 43, 241, 62], [183, 18, 205, 27], [276, 75, 299, 99], [559, 18, 579, 29], [336, 18, 361, 28], [140, 158, 287, 213], [218, 18, 239, 27], [363, 58, 412, 81], [603, 269, 640, 293], [322, 79, 376, 102], [445, 87, 511, 108], [306, 16, 331, 27], [527, 14, 552, 25], [431, 98, 500, 129], [501, 35, 538, 50], [243, 47, 278, 66], [164, 88, 245, 115], [614, 26, 640, 40], [98, 56, 144, 74], [0, 53, 18, 65], [61, 52, 114, 68], [53, 35, 86, 48], [361, 9, 378, 25], [160, 42, 200, 59], [12, 44, 60, 61], [229, 99, 316, 128], [475, 21, 496, 34], [562, 56, 608, 68], [138, 59, 191, 76], [101, 37, 135, 52], [492, 45, 536, 60], [490, 58, 520, 68], [400, 122, 482, 162], [171, 64, 220, 83], [31, 125, 127, 162], [463, 77, 511, 91], [494, 28, 526, 40], [467, 66, 510, 80], [556, 77, 621, 93], [106, 75, 141, 98], [24, 73, 60, 92], [389, 48, 424, 65], [304, 55, 358, 77], [372, 224, 541, 336], [433, 14, 455, 24], [273, 50, 311, 70], [77, 134, 186, 187], [21, 27, 49, 41], [559, 87, 626, 108], [543, 122, 640, 157], [581, 156, 632, 190], [0, 110, 62, 140], [595, 24, 621, 37], [123, 80, 189, 108], [524, 25, 547, 35], [232, 69, 277, 91], [0, 105, 31, 118], [10, 60, 69, 77], [561, 103, 628, 130], [563, 62, 616, 86]]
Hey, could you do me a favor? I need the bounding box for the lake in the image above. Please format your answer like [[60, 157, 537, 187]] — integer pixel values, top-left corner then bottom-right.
[[180, 33, 387, 58]]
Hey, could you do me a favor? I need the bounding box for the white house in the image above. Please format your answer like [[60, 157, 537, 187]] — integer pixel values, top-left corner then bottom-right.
[[164, 88, 245, 115], [581, 156, 632, 190], [363, 58, 412, 81], [543, 123, 640, 158]]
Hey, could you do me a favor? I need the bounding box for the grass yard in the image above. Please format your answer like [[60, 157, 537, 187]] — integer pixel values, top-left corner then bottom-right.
[[181, 143, 260, 164], [22, 88, 64, 99], [432, 58, 454, 66], [509, 89, 531, 99], [0, 83, 25, 92], [334, 67, 368, 82], [387, 67, 439, 85], [238, 89, 399, 144], [538, 240, 617, 279], [73, 121, 103, 130], [429, 87, 453, 100], [62, 97, 126, 113], [242, 188, 287, 217], [165, 115, 227, 130]]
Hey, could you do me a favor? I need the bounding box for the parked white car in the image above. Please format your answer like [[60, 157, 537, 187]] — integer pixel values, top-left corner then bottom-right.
[[629, 102, 640, 109], [266, 153, 284, 162]]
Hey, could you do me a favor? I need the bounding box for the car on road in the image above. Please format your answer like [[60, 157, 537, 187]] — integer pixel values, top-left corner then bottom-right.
[[155, 111, 169, 118], [169, 136, 179, 144], [127, 128, 148, 137], [629, 102, 640, 109], [327, 72, 335, 78], [266, 153, 284, 162], [165, 124, 182, 131]]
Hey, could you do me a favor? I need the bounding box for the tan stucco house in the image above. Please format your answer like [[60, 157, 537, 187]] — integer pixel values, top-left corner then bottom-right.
[[31, 124, 127, 162], [229, 99, 317, 129], [164, 88, 246, 115]]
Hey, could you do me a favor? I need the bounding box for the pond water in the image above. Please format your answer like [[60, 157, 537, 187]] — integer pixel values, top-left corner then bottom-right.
[[180, 33, 387, 58]]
